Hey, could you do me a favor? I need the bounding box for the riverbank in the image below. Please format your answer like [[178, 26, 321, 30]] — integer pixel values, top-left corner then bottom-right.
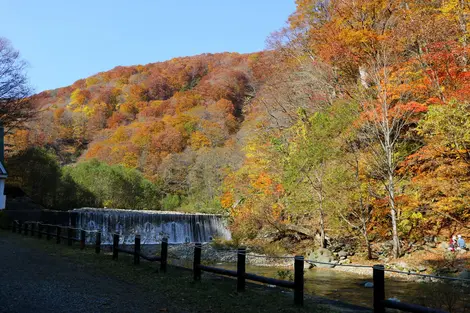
[[165, 242, 470, 284], [166, 242, 469, 311], [0, 230, 370, 313]]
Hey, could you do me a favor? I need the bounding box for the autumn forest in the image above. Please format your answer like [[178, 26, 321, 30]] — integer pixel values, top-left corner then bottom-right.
[[5, 0, 470, 259]]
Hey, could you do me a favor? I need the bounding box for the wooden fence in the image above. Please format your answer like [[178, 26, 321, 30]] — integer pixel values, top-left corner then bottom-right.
[[112, 233, 168, 272], [9, 220, 450, 312], [192, 243, 304, 306], [372, 265, 447, 313]]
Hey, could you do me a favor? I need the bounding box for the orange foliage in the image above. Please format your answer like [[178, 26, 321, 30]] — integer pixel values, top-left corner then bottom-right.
[[107, 112, 129, 128]]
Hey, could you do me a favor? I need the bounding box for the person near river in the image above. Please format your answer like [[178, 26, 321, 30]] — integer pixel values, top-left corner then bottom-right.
[[457, 235, 466, 250], [449, 235, 457, 252]]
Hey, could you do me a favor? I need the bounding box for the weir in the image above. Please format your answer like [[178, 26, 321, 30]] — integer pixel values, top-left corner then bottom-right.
[[73, 208, 231, 245]]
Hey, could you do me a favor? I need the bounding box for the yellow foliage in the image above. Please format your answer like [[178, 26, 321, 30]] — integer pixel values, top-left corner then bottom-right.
[[111, 126, 129, 143], [190, 131, 211, 149], [85, 76, 100, 88], [122, 151, 138, 168], [119, 102, 138, 115], [69, 88, 89, 109]]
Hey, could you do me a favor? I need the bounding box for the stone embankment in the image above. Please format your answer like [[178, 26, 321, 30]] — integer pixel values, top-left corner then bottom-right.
[[167, 243, 293, 267]]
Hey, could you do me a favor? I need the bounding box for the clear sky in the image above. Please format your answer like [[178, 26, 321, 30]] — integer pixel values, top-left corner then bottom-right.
[[1, 0, 296, 93]]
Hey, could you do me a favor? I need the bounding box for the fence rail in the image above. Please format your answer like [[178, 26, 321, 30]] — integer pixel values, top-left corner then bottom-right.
[[8, 220, 454, 312], [112, 233, 167, 271], [192, 243, 303, 306], [373, 265, 448, 313]]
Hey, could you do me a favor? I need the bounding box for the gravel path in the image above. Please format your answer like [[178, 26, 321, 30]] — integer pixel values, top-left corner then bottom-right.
[[0, 236, 181, 313]]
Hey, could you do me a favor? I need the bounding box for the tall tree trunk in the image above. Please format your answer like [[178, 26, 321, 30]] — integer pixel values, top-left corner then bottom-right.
[[319, 203, 326, 248], [385, 125, 400, 258], [388, 172, 400, 258], [375, 56, 401, 259], [355, 150, 372, 259], [363, 230, 372, 260]]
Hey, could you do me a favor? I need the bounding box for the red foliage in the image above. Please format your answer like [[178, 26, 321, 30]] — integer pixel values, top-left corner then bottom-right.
[[152, 126, 185, 153]]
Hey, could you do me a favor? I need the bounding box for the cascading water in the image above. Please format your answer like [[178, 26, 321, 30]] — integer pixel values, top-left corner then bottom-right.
[[73, 208, 231, 244]]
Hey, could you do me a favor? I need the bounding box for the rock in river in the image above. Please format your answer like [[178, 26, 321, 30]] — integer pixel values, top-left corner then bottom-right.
[[364, 282, 374, 288]]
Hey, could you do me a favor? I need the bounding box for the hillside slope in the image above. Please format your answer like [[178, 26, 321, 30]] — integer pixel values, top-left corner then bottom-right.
[[7, 52, 274, 211]]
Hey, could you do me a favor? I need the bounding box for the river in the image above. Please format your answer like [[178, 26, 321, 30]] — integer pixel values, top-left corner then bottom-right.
[[117, 242, 469, 312], [202, 262, 468, 312]]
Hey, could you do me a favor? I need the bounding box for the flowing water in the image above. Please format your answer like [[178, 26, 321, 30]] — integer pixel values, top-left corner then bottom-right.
[[73, 208, 231, 244], [215, 263, 464, 311]]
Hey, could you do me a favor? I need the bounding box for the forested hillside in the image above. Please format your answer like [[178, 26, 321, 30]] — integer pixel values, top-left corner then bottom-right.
[[7, 52, 274, 212], [221, 0, 470, 258], [7, 0, 470, 258]]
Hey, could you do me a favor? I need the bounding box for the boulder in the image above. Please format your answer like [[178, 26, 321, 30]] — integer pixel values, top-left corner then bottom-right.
[[364, 282, 374, 288], [308, 248, 333, 260], [387, 298, 400, 302], [338, 250, 348, 258], [316, 255, 336, 268], [308, 248, 336, 268], [318, 247, 334, 258], [339, 259, 351, 265]]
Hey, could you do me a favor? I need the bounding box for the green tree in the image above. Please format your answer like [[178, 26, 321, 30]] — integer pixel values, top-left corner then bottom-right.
[[6, 147, 96, 210], [284, 103, 354, 247], [6, 147, 62, 208], [418, 101, 470, 162], [64, 159, 161, 210]]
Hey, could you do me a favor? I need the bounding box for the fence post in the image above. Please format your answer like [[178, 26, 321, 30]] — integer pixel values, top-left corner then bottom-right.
[[38, 223, 42, 239], [237, 247, 246, 292], [67, 227, 73, 246], [80, 230, 86, 250], [161, 237, 168, 273], [134, 235, 141, 265], [95, 232, 101, 254], [24, 223, 28, 236], [30, 223, 35, 236], [56, 226, 61, 244], [12, 221, 16, 233], [113, 233, 119, 260], [373, 264, 385, 313], [193, 243, 202, 281], [294, 256, 304, 306], [46, 225, 51, 240]]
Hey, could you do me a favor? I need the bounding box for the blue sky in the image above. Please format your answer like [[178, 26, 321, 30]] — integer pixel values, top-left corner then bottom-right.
[[1, 0, 296, 92]]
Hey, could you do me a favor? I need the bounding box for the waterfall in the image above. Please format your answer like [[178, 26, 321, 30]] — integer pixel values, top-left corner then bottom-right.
[[73, 208, 231, 244]]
